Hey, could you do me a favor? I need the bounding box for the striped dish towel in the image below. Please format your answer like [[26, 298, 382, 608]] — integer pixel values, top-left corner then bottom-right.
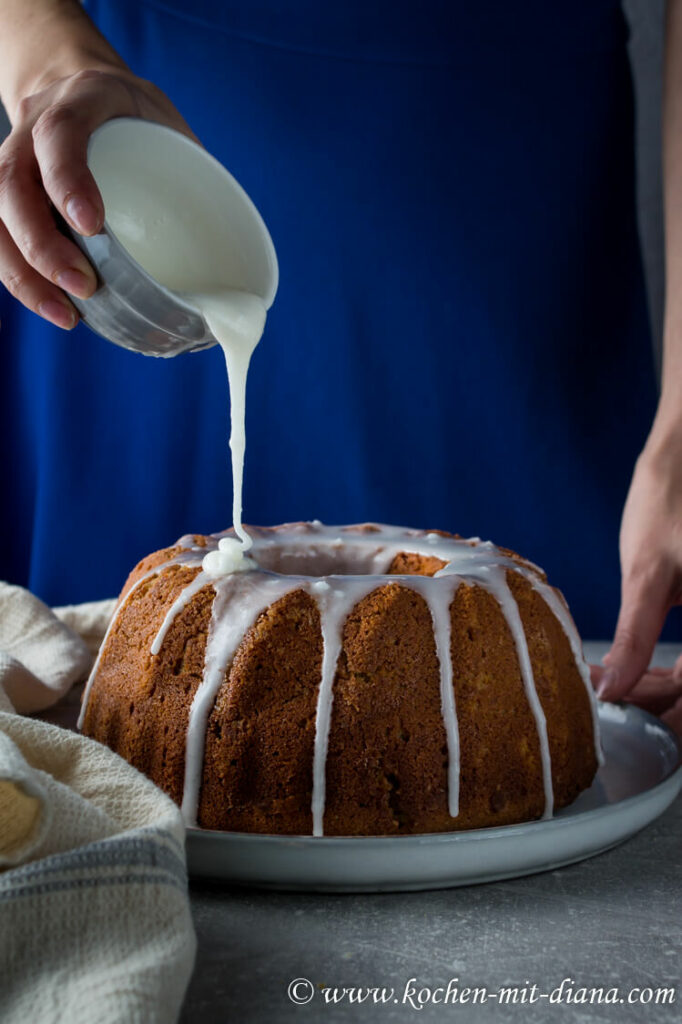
[[0, 582, 196, 1024]]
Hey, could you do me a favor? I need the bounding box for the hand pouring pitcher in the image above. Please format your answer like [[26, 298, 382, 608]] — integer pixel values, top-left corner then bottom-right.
[[62, 118, 278, 356]]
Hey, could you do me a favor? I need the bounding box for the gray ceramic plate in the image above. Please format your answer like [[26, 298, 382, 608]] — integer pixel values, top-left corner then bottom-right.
[[185, 703, 681, 892]]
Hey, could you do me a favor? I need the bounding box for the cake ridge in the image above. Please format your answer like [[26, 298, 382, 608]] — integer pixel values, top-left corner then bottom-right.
[[77, 547, 206, 732], [182, 572, 301, 825]]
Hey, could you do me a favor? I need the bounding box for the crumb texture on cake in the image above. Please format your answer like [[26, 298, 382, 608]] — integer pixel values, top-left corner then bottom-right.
[[80, 523, 600, 836]]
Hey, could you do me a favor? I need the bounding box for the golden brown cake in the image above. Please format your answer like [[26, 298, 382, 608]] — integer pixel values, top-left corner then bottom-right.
[[79, 522, 601, 835]]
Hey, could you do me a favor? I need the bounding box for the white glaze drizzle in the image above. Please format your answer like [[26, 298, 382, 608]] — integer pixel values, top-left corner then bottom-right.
[[151, 570, 213, 656], [310, 579, 380, 836], [519, 569, 605, 767], [181, 572, 301, 825], [77, 547, 204, 730], [189, 290, 266, 560], [467, 565, 554, 819], [399, 576, 462, 818], [93, 522, 599, 833]]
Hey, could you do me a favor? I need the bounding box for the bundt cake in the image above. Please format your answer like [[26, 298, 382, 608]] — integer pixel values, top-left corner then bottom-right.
[[79, 522, 602, 835]]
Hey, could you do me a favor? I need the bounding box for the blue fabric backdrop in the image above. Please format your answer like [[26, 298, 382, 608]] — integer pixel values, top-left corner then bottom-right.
[[0, 1, 664, 639]]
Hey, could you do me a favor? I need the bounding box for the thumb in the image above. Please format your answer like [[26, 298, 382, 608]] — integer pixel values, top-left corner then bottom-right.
[[599, 567, 671, 700], [32, 105, 105, 236]]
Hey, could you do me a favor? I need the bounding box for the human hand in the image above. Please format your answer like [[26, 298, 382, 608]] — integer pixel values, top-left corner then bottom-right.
[[591, 663, 682, 734], [0, 66, 196, 329], [597, 433, 682, 704]]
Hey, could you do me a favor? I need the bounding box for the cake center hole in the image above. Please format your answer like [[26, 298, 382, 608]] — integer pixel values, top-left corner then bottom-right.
[[254, 544, 384, 577]]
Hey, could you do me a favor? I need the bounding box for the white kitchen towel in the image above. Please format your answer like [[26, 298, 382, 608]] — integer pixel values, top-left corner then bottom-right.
[[0, 582, 197, 1024], [0, 581, 109, 713], [52, 596, 118, 658]]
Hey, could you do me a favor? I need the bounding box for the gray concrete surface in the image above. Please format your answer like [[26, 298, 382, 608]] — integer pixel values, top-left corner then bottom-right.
[[183, 808, 681, 1023], [180, 643, 682, 1023]]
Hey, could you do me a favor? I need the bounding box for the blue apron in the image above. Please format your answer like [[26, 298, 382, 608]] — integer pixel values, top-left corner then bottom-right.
[[0, 0, 662, 639]]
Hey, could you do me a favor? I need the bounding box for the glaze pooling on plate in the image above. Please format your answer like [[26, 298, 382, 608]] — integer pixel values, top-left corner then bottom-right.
[[79, 522, 603, 833]]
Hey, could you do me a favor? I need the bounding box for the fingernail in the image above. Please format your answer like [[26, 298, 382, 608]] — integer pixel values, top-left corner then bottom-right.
[[38, 299, 76, 329], [55, 267, 94, 299], [65, 195, 100, 236], [597, 666, 618, 700]]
